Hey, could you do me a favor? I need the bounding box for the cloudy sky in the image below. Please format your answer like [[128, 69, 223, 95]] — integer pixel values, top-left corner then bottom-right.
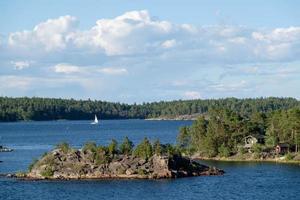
[[1, 0, 300, 103]]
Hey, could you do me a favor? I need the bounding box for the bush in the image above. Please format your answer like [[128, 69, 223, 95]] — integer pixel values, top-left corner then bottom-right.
[[253, 152, 261, 159], [285, 152, 294, 160], [218, 144, 231, 158], [238, 146, 247, 155], [95, 146, 109, 165], [120, 137, 134, 155], [161, 144, 181, 157], [41, 167, 54, 178], [82, 142, 97, 153], [108, 139, 118, 155], [133, 137, 153, 159], [252, 144, 263, 154], [56, 142, 70, 154], [153, 139, 162, 156]]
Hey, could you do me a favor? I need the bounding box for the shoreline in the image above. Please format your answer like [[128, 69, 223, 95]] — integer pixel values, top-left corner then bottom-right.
[[195, 157, 300, 165]]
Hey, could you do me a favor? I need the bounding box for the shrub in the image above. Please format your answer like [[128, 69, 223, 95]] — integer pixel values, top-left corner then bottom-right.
[[42, 154, 56, 166], [161, 144, 181, 157], [119, 137, 134, 155], [238, 146, 247, 155], [138, 169, 146, 175], [218, 144, 231, 158], [95, 146, 109, 165], [285, 152, 294, 160], [134, 137, 153, 159], [153, 139, 162, 156], [82, 141, 97, 153], [56, 142, 70, 154], [252, 144, 263, 154], [108, 139, 118, 155], [41, 167, 54, 178]]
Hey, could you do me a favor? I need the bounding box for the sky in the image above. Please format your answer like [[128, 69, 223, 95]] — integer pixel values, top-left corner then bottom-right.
[[0, 0, 300, 103]]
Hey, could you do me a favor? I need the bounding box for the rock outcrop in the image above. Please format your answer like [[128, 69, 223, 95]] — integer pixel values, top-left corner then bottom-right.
[[26, 148, 224, 180], [0, 146, 13, 152]]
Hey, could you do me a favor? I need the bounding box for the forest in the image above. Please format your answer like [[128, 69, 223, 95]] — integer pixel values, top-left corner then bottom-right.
[[0, 96, 299, 121], [177, 107, 300, 158]]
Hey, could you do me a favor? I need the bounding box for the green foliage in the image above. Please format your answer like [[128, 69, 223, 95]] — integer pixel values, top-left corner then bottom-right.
[[28, 159, 38, 172], [218, 144, 231, 157], [95, 146, 109, 165], [265, 136, 276, 147], [238, 146, 247, 155], [138, 169, 147, 175], [285, 153, 294, 160], [56, 142, 70, 154], [133, 137, 153, 159], [161, 144, 181, 157], [252, 144, 263, 154], [83, 142, 97, 153], [41, 167, 54, 178], [120, 137, 134, 155], [176, 106, 300, 158], [108, 139, 118, 155], [153, 139, 162, 155], [0, 97, 298, 122], [177, 126, 191, 149]]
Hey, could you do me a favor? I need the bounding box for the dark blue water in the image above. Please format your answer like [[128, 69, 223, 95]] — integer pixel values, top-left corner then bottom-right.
[[1, 120, 300, 200]]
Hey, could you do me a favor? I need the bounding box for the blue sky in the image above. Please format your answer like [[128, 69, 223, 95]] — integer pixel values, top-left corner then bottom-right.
[[0, 0, 300, 103]]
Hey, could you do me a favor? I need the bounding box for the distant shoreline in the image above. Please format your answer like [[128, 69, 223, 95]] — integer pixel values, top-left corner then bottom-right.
[[0, 118, 195, 123]]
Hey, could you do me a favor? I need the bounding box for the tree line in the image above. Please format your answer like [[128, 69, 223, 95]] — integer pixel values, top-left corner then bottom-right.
[[177, 107, 300, 157], [0, 96, 299, 121]]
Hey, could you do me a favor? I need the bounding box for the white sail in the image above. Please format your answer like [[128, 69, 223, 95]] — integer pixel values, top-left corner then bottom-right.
[[91, 114, 99, 124]]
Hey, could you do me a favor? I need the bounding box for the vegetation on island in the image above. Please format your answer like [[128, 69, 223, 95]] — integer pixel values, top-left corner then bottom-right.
[[26, 137, 221, 180], [0, 96, 299, 121], [177, 107, 300, 161], [29, 137, 180, 174]]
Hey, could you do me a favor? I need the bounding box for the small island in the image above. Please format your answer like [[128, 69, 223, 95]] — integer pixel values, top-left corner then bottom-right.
[[23, 138, 223, 180], [0, 145, 13, 152]]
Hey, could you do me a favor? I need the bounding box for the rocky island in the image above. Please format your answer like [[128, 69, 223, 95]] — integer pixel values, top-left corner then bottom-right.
[[23, 138, 224, 180]]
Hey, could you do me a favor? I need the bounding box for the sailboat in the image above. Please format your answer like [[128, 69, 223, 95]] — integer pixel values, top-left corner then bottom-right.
[[91, 115, 99, 125]]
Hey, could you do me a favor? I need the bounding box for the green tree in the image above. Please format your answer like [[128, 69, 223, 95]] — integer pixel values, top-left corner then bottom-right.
[[56, 142, 70, 154], [133, 137, 153, 159], [153, 139, 162, 155], [119, 137, 134, 155], [108, 139, 118, 155]]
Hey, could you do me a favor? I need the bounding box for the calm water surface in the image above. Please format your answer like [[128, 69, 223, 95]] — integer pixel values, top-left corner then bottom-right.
[[0, 120, 300, 200]]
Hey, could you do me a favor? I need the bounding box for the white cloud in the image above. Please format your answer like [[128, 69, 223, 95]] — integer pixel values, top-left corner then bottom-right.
[[161, 39, 177, 48], [210, 80, 247, 92], [9, 15, 78, 51], [6, 11, 300, 64], [54, 63, 81, 74], [183, 91, 201, 99], [98, 67, 128, 75], [53, 63, 128, 76], [10, 60, 32, 70]]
